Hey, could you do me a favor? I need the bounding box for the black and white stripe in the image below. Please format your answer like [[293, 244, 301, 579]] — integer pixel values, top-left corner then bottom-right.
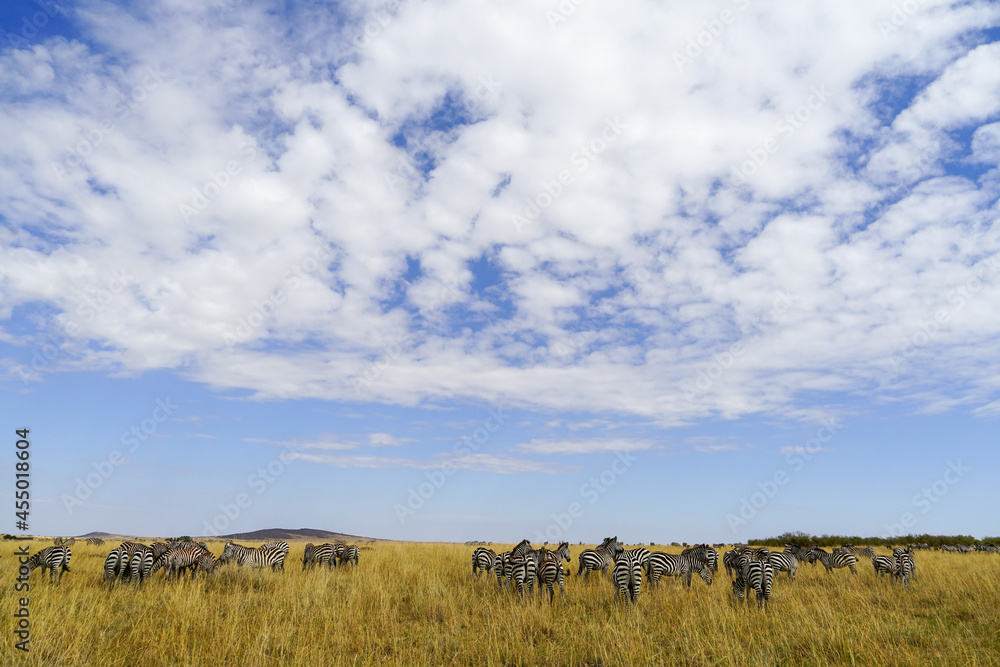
[[893, 548, 915, 586], [646, 552, 713, 589], [104, 546, 125, 586], [682, 544, 719, 573], [612, 549, 643, 605], [472, 547, 497, 579], [339, 545, 360, 569], [810, 548, 858, 575], [577, 537, 622, 581], [26, 546, 71, 584], [733, 559, 773, 609], [872, 555, 895, 578], [219, 542, 288, 571], [535, 555, 566, 603], [767, 552, 798, 581]]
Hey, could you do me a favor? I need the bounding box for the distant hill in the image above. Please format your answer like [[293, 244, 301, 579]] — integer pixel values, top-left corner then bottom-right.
[[210, 527, 378, 542], [66, 528, 379, 542]]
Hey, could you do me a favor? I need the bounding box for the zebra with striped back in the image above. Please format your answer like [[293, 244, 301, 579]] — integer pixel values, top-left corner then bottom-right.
[[535, 554, 567, 603], [26, 546, 71, 584], [733, 559, 773, 609], [577, 537, 622, 580], [646, 552, 713, 589], [893, 548, 915, 586], [219, 542, 287, 571], [767, 552, 798, 581], [811, 548, 858, 575], [339, 545, 360, 569], [472, 547, 497, 578], [495, 552, 511, 589], [128, 548, 156, 586], [612, 549, 643, 606], [503, 555, 536, 598], [872, 555, 896, 579], [311, 544, 338, 569], [682, 544, 719, 573], [524, 542, 570, 599], [114, 541, 149, 584], [104, 546, 125, 586], [263, 540, 290, 554], [624, 546, 652, 566]]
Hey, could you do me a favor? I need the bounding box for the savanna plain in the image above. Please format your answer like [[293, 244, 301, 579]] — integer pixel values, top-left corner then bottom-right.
[[2, 539, 998, 666]]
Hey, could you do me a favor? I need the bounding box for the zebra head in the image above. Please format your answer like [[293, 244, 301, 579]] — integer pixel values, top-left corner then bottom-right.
[[696, 560, 713, 586], [554, 542, 571, 563], [219, 542, 238, 564]]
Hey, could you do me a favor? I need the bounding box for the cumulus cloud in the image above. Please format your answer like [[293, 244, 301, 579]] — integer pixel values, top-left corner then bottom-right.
[[2, 0, 1000, 425]]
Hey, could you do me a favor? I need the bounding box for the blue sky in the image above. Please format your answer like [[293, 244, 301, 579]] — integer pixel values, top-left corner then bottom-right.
[[1, 0, 999, 543]]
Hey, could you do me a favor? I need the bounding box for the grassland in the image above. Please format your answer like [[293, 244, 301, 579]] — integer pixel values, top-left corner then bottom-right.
[[2, 539, 998, 666]]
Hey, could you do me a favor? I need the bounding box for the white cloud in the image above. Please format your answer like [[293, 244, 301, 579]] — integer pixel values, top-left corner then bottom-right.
[[283, 450, 574, 474], [2, 0, 1000, 424], [514, 438, 656, 455]]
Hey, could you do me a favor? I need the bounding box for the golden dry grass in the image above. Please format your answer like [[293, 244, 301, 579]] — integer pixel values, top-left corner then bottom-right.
[[1, 540, 998, 666]]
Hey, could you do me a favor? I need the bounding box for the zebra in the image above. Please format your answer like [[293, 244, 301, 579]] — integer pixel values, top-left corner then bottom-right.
[[682, 544, 719, 573], [495, 552, 511, 589], [472, 547, 497, 578], [263, 540, 290, 555], [577, 537, 622, 581], [811, 548, 858, 575], [503, 555, 536, 597], [311, 544, 339, 569], [844, 545, 876, 558], [86, 537, 104, 546], [941, 544, 959, 553], [893, 548, 915, 586], [339, 545, 360, 569], [520, 543, 570, 589], [104, 546, 125, 586], [646, 552, 712, 589], [219, 542, 287, 570], [767, 553, 798, 581], [803, 546, 826, 565], [302, 543, 318, 570], [872, 555, 896, 579], [892, 547, 917, 580], [723, 550, 741, 579], [128, 547, 156, 586], [195, 551, 218, 576], [510, 539, 534, 560], [734, 559, 773, 609], [613, 549, 643, 606], [535, 555, 567, 603], [26, 546, 71, 584], [156, 545, 212, 579], [624, 546, 652, 567]]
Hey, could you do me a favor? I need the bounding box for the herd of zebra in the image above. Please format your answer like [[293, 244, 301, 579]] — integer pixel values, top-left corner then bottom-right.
[[472, 538, 719, 605], [470, 539, 942, 609], [21, 539, 362, 586]]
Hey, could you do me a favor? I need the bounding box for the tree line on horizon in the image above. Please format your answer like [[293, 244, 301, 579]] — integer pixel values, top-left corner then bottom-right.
[[749, 531, 997, 548]]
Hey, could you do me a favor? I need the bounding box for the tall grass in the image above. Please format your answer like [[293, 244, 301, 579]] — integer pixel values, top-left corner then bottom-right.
[[2, 540, 998, 665]]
